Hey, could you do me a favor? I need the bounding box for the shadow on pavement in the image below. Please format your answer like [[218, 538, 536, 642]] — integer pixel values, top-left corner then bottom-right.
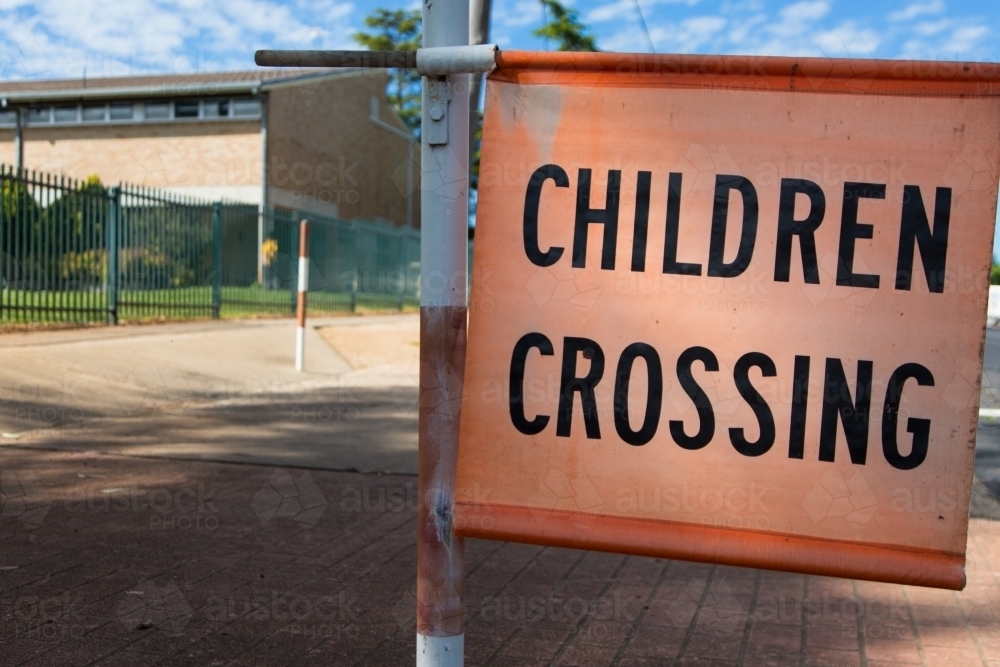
[[4, 386, 419, 475]]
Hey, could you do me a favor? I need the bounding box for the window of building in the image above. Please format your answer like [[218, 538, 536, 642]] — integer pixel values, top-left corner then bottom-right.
[[54, 105, 79, 123], [2, 95, 261, 127], [174, 100, 199, 118], [144, 101, 171, 120], [232, 98, 262, 117], [203, 99, 229, 118], [109, 102, 134, 121], [26, 107, 51, 124], [82, 105, 106, 122]]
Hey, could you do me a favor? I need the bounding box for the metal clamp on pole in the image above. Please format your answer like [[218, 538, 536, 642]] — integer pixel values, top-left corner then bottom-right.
[[415, 45, 497, 75], [425, 78, 451, 147]]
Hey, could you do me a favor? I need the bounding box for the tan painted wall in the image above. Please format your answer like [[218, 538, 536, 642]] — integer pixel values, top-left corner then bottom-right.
[[0, 122, 262, 190], [267, 71, 420, 228]]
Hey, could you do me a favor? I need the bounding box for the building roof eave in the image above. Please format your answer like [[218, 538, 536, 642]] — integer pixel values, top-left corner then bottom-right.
[[0, 81, 264, 104], [0, 68, 368, 105], [257, 67, 367, 91]]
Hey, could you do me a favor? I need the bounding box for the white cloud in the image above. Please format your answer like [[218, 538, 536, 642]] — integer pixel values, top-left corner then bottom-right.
[[671, 15, 728, 49], [941, 25, 990, 53], [778, 0, 830, 23], [494, 0, 545, 28], [0, 0, 356, 80], [812, 22, 881, 57], [588, 0, 701, 24], [589, 0, 633, 23], [727, 14, 768, 46], [601, 0, 841, 57], [723, 0, 841, 56], [585, 0, 994, 61], [896, 18, 992, 58], [605, 13, 724, 53], [768, 1, 830, 38], [888, 0, 945, 23], [914, 19, 953, 36]]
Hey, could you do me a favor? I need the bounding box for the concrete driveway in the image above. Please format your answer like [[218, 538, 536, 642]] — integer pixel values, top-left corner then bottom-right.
[[0, 315, 420, 474]]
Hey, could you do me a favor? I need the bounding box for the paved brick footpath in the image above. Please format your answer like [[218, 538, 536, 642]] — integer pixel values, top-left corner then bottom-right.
[[1, 448, 998, 667]]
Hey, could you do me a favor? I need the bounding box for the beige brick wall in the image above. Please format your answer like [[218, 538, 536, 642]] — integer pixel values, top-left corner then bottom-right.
[[267, 70, 420, 228], [0, 72, 419, 224], [0, 122, 262, 191]]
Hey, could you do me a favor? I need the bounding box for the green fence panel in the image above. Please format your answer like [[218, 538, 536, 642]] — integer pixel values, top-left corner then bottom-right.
[[116, 185, 214, 321], [1, 166, 111, 323], [1, 164, 426, 324]]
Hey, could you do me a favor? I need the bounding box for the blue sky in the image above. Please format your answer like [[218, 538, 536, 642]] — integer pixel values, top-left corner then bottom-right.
[[0, 1, 994, 79], [1, 0, 999, 252]]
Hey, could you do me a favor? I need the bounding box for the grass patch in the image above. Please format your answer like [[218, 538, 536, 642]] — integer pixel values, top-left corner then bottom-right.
[[1, 285, 417, 324]]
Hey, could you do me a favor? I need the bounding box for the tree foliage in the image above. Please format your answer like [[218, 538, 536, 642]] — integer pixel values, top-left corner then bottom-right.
[[40, 175, 107, 264], [353, 9, 423, 136], [470, 110, 483, 191], [1, 177, 40, 224], [534, 0, 599, 52], [1, 173, 109, 287]]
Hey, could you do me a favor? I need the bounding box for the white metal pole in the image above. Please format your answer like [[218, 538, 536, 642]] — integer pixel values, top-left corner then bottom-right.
[[469, 0, 492, 167], [295, 219, 309, 372], [417, 0, 470, 665], [14, 107, 23, 173]]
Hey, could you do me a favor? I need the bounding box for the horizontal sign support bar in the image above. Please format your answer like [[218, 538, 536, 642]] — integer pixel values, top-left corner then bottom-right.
[[454, 502, 966, 590], [256, 50, 416, 69], [255, 45, 498, 76]]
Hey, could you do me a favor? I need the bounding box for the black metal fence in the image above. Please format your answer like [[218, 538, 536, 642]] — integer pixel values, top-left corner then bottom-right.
[[0, 165, 422, 324]]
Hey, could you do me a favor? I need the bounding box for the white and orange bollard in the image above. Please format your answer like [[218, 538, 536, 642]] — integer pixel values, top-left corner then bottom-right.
[[295, 219, 309, 372]]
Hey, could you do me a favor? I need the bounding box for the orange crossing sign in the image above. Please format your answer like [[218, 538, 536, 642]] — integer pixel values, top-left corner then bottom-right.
[[454, 52, 1000, 590]]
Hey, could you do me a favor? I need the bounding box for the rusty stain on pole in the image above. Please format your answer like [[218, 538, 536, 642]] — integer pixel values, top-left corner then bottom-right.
[[295, 219, 309, 372], [417, 0, 470, 664]]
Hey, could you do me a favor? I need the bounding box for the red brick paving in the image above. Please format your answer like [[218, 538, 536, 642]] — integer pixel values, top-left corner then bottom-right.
[[1, 448, 998, 666]]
